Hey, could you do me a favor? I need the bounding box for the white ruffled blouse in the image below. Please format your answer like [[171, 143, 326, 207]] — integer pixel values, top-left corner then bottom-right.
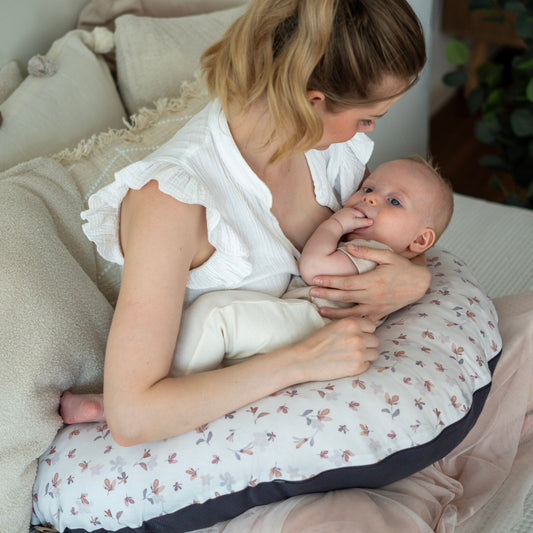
[[81, 100, 373, 306]]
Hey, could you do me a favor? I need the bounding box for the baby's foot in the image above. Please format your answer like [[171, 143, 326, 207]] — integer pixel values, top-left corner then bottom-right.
[[60, 391, 106, 424]]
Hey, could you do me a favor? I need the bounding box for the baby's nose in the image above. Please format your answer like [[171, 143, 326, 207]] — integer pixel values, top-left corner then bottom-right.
[[363, 194, 377, 206]]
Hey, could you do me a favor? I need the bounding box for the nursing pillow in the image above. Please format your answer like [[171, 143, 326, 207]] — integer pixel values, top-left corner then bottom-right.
[[32, 250, 502, 532]]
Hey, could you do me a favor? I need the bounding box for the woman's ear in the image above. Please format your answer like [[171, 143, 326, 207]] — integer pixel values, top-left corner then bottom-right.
[[409, 228, 436, 254], [307, 90, 326, 106]]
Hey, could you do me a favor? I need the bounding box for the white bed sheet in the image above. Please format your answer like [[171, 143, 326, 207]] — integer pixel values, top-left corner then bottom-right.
[[438, 193, 533, 299]]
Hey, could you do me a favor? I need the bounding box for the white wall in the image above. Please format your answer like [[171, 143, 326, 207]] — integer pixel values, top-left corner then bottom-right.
[[0, 0, 90, 73]]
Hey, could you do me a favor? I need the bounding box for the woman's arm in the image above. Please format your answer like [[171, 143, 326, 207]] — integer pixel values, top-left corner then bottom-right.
[[103, 182, 380, 446], [308, 244, 431, 322]]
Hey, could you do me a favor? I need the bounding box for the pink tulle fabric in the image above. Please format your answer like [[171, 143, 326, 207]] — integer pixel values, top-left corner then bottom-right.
[[195, 291, 533, 533]]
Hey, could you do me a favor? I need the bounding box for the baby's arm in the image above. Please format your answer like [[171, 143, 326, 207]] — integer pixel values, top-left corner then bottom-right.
[[299, 208, 370, 285]]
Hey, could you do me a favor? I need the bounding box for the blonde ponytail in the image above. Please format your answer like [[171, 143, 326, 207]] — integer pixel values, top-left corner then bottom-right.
[[201, 0, 426, 162]]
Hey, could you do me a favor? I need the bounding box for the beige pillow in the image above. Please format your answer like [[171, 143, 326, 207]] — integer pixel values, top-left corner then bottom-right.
[[0, 29, 126, 172], [78, 0, 247, 30], [114, 6, 245, 114], [0, 61, 22, 105]]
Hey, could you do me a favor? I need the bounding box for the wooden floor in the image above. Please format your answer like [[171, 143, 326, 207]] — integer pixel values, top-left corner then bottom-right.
[[429, 91, 512, 204]]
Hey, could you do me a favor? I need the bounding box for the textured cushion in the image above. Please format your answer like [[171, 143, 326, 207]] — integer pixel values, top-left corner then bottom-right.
[[0, 60, 22, 104], [0, 29, 125, 172], [114, 6, 245, 114], [77, 0, 247, 30], [32, 248, 502, 532]]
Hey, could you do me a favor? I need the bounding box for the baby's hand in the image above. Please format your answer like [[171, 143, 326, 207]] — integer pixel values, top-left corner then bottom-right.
[[330, 207, 372, 234]]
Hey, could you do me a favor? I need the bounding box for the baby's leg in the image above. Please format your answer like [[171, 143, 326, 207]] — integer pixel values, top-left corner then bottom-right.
[[60, 391, 105, 424], [171, 290, 327, 375]]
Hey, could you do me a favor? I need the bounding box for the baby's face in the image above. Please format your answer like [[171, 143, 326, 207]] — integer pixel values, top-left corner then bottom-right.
[[343, 159, 436, 254]]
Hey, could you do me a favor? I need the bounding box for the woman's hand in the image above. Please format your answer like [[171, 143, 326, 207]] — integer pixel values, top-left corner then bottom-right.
[[288, 316, 379, 382], [309, 244, 431, 322]]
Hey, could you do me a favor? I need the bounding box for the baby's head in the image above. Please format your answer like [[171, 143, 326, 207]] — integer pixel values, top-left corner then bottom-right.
[[344, 156, 453, 258]]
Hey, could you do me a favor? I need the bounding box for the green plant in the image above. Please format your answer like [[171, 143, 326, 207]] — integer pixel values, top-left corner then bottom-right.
[[443, 0, 533, 208]]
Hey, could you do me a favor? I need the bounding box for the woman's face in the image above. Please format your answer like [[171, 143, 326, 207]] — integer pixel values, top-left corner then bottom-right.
[[309, 77, 407, 150]]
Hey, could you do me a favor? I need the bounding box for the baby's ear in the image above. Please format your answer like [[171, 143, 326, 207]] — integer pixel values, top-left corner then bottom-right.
[[409, 228, 436, 254]]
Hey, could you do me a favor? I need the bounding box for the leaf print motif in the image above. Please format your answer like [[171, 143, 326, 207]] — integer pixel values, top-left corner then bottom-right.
[[103, 478, 116, 494], [387, 430, 397, 439], [269, 466, 282, 479], [381, 393, 400, 418], [320, 450, 329, 459], [168, 453, 178, 464], [79, 461, 89, 472], [422, 330, 435, 340], [151, 479, 165, 495], [68, 429, 80, 440], [247, 406, 270, 423], [348, 401, 360, 411], [352, 378, 366, 390], [117, 472, 128, 484], [338, 425, 348, 434], [360, 424, 370, 436], [186, 468, 198, 480], [277, 404, 288, 414], [67, 449, 76, 459], [450, 396, 461, 408], [424, 380, 434, 392], [341, 450, 354, 462], [89, 517, 101, 526], [451, 344, 464, 356], [434, 362, 445, 373], [80, 493, 89, 505], [104, 509, 113, 518], [51, 473, 62, 489], [212, 455, 221, 464], [414, 398, 425, 410], [124, 496, 135, 506], [317, 409, 332, 422], [293, 437, 309, 449], [466, 310, 476, 322]]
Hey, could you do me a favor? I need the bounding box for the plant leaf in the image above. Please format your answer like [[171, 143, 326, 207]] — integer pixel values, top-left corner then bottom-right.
[[479, 154, 508, 170], [467, 87, 485, 112], [503, 2, 527, 14], [515, 14, 533, 39], [527, 78, 533, 102], [510, 108, 533, 137], [445, 40, 470, 66], [469, 0, 496, 9], [475, 118, 498, 143], [442, 71, 468, 87]]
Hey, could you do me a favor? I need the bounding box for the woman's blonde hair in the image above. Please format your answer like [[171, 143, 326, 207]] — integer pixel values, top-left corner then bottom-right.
[[201, 0, 426, 162]]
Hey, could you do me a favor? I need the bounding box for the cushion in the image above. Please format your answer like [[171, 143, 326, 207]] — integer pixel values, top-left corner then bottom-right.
[[114, 6, 245, 114], [77, 0, 248, 30], [31, 247, 502, 532], [0, 28, 126, 172], [0, 60, 22, 105], [0, 158, 113, 533]]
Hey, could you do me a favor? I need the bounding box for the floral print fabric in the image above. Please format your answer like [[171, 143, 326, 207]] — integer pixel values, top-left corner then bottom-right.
[[32, 250, 502, 532]]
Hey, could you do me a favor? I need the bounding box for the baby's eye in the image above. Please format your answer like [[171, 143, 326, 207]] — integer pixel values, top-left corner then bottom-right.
[[360, 120, 374, 127], [388, 198, 401, 207], [362, 186, 373, 193]]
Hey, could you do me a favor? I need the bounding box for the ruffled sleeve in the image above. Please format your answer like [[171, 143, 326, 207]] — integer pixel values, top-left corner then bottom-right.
[[81, 159, 252, 289]]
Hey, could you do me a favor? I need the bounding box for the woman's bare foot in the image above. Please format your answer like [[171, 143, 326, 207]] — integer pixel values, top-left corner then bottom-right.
[[60, 391, 106, 424]]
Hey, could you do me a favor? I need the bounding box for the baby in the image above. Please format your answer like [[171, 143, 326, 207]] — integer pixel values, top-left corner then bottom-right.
[[61, 155, 453, 424]]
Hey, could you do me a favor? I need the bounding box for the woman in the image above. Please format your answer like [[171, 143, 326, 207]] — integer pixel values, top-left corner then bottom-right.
[[63, 0, 428, 446]]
